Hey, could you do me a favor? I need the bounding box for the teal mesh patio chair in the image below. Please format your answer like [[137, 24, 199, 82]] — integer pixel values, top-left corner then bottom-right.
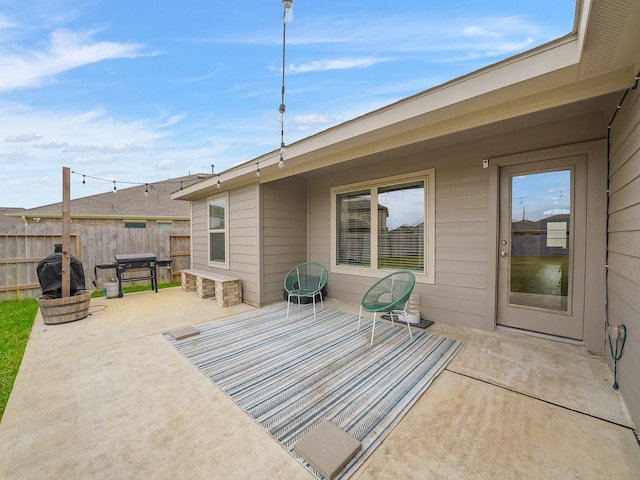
[[358, 270, 416, 346], [284, 262, 328, 320]]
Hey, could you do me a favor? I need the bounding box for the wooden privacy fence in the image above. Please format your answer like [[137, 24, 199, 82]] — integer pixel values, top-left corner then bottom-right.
[[0, 225, 190, 300]]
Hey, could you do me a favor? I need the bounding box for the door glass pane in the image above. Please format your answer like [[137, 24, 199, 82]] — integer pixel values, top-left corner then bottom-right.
[[510, 170, 571, 312]]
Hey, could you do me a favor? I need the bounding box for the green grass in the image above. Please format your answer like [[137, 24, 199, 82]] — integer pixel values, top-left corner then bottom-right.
[[0, 282, 181, 421], [91, 281, 181, 298], [378, 255, 424, 270], [510, 256, 569, 296], [0, 298, 38, 421]]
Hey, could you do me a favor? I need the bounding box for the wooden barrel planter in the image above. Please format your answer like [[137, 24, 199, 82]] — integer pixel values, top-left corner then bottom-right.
[[37, 290, 92, 325]]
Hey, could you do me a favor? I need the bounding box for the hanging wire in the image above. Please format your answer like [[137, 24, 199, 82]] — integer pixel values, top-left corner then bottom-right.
[[278, 1, 292, 169], [603, 69, 638, 390]]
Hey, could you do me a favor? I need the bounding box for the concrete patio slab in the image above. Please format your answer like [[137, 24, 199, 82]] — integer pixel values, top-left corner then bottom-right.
[[1, 288, 638, 479]]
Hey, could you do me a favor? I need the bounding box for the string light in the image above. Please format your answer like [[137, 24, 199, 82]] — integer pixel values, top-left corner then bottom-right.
[[217, 175, 221, 189], [70, 170, 214, 196], [256, 163, 261, 177], [278, 0, 293, 170]]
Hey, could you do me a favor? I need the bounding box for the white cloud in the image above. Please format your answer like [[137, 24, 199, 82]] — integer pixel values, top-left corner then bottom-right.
[[289, 57, 393, 74], [286, 13, 555, 58], [291, 113, 336, 132], [0, 149, 32, 163], [157, 159, 185, 170], [5, 131, 43, 143], [71, 155, 119, 165], [157, 114, 187, 128], [0, 28, 148, 92], [0, 14, 17, 30], [34, 142, 70, 149]]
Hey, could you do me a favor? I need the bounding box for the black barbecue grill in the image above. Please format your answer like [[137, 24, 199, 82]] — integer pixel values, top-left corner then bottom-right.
[[95, 253, 172, 297]]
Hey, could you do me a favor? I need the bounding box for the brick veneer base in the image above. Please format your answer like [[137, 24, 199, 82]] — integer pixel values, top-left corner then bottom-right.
[[180, 270, 242, 307]]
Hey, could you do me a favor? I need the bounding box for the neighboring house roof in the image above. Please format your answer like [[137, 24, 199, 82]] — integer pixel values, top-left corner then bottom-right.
[[174, 0, 640, 201], [0, 207, 27, 227], [12, 174, 211, 221]]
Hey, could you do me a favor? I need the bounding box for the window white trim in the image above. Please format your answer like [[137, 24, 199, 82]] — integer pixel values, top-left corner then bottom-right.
[[330, 169, 435, 284], [207, 192, 230, 270]]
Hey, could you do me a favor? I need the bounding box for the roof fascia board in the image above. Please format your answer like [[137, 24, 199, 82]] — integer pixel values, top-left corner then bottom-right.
[[297, 66, 635, 167]]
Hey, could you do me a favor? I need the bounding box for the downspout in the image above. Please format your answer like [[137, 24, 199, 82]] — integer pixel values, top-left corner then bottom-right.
[[604, 69, 639, 390]]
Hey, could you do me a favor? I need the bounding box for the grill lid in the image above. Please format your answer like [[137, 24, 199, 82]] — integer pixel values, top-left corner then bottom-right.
[[115, 253, 157, 264]]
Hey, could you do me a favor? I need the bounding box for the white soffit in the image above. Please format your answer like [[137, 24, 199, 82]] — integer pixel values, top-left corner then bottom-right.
[[580, 0, 640, 78]]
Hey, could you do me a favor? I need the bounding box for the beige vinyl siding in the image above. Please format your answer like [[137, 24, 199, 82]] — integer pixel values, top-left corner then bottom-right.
[[307, 109, 607, 331], [432, 167, 490, 328], [261, 177, 308, 304], [191, 198, 209, 269], [607, 85, 640, 429], [309, 152, 491, 329], [228, 184, 260, 305], [190, 185, 260, 306]]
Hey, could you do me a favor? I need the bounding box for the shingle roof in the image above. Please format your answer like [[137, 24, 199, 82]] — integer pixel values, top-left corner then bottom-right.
[[18, 174, 211, 219], [1, 207, 27, 226]]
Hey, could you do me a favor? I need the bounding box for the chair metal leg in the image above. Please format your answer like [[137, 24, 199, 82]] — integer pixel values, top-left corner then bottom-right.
[[370, 312, 377, 346], [358, 305, 363, 332], [404, 309, 413, 340], [312, 295, 316, 320], [287, 294, 291, 317]]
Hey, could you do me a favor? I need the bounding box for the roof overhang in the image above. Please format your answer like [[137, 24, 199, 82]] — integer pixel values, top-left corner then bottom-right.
[[174, 0, 640, 201]]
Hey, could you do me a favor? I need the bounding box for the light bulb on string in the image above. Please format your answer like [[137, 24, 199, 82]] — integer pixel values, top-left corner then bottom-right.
[[217, 175, 221, 189], [144, 183, 149, 197], [277, 0, 291, 170], [283, 0, 293, 23], [82, 175, 86, 187], [256, 163, 261, 177], [113, 181, 117, 193]]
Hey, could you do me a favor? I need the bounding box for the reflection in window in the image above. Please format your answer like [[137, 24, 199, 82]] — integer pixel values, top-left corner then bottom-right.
[[335, 178, 427, 273], [378, 182, 424, 271], [209, 196, 226, 263]]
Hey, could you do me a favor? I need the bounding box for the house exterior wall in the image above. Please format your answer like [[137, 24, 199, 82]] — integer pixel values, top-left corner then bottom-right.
[[309, 152, 493, 330], [607, 84, 640, 428], [308, 111, 607, 334], [191, 184, 261, 306], [261, 178, 308, 304]]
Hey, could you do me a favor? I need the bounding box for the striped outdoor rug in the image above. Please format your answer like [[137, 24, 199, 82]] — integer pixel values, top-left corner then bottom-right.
[[164, 304, 463, 480]]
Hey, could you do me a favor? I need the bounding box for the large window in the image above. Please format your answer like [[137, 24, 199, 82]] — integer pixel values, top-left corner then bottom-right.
[[208, 193, 229, 267], [332, 170, 435, 282]]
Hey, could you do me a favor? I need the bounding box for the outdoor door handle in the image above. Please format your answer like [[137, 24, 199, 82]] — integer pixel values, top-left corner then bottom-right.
[[500, 251, 508, 257]]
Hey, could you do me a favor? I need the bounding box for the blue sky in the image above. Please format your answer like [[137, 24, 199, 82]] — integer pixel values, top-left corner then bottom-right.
[[0, 1, 575, 208]]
